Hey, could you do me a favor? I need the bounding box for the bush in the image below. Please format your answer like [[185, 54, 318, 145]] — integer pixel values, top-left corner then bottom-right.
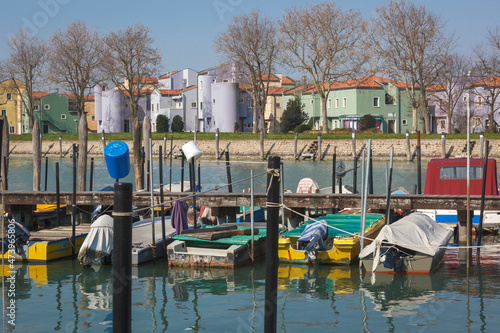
[[281, 96, 309, 133], [294, 124, 312, 133], [171, 115, 184, 132], [156, 115, 169, 132], [359, 114, 376, 131]]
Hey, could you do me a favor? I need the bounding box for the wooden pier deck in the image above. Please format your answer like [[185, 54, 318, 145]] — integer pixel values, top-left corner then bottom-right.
[[2, 190, 500, 211]]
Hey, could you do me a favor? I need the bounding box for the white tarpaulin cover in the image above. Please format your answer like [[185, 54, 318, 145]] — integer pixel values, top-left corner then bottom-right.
[[78, 215, 114, 266], [359, 213, 453, 260]]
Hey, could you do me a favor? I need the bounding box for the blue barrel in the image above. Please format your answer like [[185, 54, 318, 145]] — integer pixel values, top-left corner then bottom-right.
[[104, 141, 130, 180]]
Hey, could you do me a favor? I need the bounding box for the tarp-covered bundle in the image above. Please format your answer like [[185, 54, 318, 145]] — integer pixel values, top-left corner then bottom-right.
[[359, 213, 453, 273], [297, 220, 329, 261], [78, 215, 113, 266]]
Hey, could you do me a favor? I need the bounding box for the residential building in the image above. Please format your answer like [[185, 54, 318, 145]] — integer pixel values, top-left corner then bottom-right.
[[0, 79, 25, 134], [150, 85, 197, 132]]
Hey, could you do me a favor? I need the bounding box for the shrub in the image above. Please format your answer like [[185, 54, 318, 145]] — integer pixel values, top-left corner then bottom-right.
[[281, 96, 309, 133], [359, 114, 376, 131], [171, 115, 184, 132], [156, 115, 169, 132], [294, 124, 312, 133]]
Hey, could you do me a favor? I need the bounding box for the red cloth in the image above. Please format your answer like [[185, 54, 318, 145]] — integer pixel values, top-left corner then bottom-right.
[[296, 178, 320, 193]]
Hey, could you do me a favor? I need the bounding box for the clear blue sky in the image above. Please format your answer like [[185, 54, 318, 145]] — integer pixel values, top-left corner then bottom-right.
[[1, 0, 498, 77]]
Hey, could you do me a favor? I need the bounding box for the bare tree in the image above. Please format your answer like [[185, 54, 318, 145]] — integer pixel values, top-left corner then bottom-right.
[[470, 45, 500, 133], [215, 10, 280, 147], [370, 0, 455, 134], [1, 29, 48, 131], [279, 2, 367, 133], [48, 21, 103, 191], [101, 24, 162, 189], [429, 54, 470, 133]]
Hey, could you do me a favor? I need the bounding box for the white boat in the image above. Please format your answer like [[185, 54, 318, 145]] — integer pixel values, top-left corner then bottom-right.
[[78, 215, 176, 266], [359, 213, 454, 275]]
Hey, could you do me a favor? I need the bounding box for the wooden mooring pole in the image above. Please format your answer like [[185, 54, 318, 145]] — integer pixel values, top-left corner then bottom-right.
[[417, 131, 422, 194], [264, 156, 280, 333]]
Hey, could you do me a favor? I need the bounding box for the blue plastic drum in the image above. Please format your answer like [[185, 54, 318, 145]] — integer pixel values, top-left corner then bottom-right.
[[104, 141, 130, 180]]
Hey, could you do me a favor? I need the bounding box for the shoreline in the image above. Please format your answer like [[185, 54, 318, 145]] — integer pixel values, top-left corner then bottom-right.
[[7, 137, 499, 160]]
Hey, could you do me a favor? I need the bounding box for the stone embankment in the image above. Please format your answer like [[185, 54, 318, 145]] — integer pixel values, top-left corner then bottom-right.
[[7, 138, 499, 160]]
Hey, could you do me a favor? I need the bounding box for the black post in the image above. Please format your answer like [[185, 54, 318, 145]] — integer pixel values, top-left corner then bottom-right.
[[56, 162, 60, 227], [2, 156, 6, 190], [89, 157, 94, 191], [72, 144, 77, 258], [332, 148, 336, 194], [159, 146, 166, 254], [112, 182, 133, 333], [191, 157, 197, 229], [189, 159, 194, 192], [265, 156, 280, 333], [477, 140, 489, 248], [44, 156, 48, 191], [169, 136, 173, 191], [197, 160, 201, 192], [417, 131, 422, 195], [181, 152, 185, 192], [141, 147, 145, 190], [353, 156, 358, 194], [225, 149, 233, 193]]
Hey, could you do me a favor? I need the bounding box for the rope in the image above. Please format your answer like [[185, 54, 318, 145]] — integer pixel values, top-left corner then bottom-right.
[[280, 204, 500, 251], [266, 168, 280, 195]]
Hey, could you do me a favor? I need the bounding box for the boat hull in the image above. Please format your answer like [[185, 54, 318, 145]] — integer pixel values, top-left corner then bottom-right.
[[278, 214, 386, 265]]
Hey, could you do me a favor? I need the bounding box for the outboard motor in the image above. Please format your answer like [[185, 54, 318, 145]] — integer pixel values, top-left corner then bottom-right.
[[2, 214, 30, 255]]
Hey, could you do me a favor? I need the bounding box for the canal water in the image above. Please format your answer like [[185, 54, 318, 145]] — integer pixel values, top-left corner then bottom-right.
[[2, 156, 500, 332]]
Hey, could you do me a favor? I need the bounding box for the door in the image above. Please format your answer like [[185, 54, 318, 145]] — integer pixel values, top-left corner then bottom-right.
[[388, 120, 395, 134]]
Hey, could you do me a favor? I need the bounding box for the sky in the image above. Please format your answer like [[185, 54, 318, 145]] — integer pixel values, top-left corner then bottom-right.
[[1, 0, 499, 78]]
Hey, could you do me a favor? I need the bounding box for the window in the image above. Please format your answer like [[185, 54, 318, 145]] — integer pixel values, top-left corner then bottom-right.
[[191, 101, 197, 108], [6, 93, 12, 101], [463, 96, 467, 102], [213, 98, 216, 104], [402, 119, 408, 126], [328, 99, 332, 108], [440, 120, 445, 130], [310, 99, 314, 105], [33, 105, 39, 111], [176, 102, 182, 108], [385, 93, 394, 105], [248, 99, 254, 108], [485, 119, 490, 128], [478, 96, 482, 106], [239, 98, 244, 103], [9, 126, 14, 134], [1, 109, 6, 116], [472, 117, 481, 127], [373, 97, 380, 107], [151, 104, 154, 112], [335, 98, 339, 108], [276, 102, 281, 108], [343, 97, 347, 108], [440, 166, 483, 180], [157, 103, 159, 111], [61, 114, 66, 120], [200, 102, 203, 110], [44, 104, 50, 110], [91, 115, 95, 121]]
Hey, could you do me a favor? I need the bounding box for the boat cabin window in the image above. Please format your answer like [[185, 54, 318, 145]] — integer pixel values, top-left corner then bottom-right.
[[440, 166, 483, 180]]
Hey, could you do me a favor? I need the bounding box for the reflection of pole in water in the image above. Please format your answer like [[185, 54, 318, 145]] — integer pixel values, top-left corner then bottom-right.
[[54, 280, 63, 331], [161, 265, 168, 330], [72, 260, 79, 332]]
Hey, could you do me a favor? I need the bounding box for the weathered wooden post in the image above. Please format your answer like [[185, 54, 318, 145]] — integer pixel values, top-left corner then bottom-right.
[[159, 146, 166, 254], [351, 130, 356, 158], [112, 182, 133, 333], [101, 130, 106, 148], [56, 162, 60, 227], [33, 120, 41, 191], [143, 117, 151, 191], [332, 147, 336, 194], [265, 155, 280, 333], [225, 149, 233, 193], [44, 157, 49, 191], [477, 140, 489, 248], [0, 116, 9, 192], [406, 130, 411, 161], [441, 134, 446, 159], [72, 144, 77, 258], [163, 134, 167, 160], [59, 135, 62, 158], [417, 131, 422, 194], [294, 132, 298, 160], [317, 133, 322, 160], [353, 156, 358, 194], [169, 136, 173, 191], [89, 157, 94, 191], [78, 114, 88, 191], [215, 128, 220, 160], [180, 152, 185, 192], [479, 133, 484, 159]]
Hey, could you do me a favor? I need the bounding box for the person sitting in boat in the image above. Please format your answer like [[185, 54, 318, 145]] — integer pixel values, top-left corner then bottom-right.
[[296, 220, 329, 262]]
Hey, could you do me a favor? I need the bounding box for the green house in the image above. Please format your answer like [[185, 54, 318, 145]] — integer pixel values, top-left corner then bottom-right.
[[22, 92, 79, 134], [283, 75, 422, 133]]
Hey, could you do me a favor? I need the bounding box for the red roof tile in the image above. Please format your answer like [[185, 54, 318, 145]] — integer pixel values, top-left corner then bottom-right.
[[469, 76, 500, 88], [132, 77, 158, 84], [32, 91, 50, 99], [281, 76, 296, 85]]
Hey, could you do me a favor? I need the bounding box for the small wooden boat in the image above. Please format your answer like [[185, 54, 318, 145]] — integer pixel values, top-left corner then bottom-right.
[[167, 222, 267, 268], [359, 213, 454, 274], [278, 213, 386, 265]]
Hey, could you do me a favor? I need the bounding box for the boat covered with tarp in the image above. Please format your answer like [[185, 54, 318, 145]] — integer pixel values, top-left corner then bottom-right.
[[359, 212, 453, 275], [278, 213, 385, 265]]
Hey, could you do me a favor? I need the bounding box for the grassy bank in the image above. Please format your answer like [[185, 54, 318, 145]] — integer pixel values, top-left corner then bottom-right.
[[11, 131, 500, 142]]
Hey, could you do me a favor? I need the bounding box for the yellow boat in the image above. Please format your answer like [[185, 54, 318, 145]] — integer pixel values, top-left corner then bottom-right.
[[278, 213, 385, 265]]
